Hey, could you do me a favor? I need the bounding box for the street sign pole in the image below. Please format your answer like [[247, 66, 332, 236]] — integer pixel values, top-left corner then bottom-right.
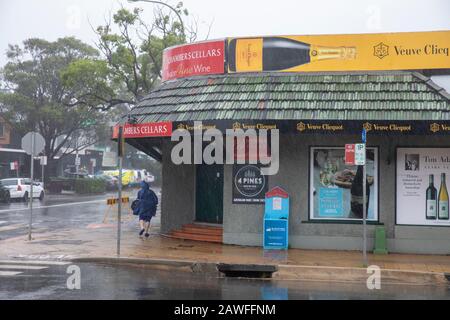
[[363, 158, 367, 266], [41, 156, 45, 188], [75, 137, 79, 177], [21, 131, 45, 242], [362, 128, 367, 266], [117, 126, 124, 257], [28, 133, 35, 241]]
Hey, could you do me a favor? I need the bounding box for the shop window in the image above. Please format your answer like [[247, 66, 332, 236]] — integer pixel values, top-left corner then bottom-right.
[[396, 147, 450, 226], [309, 147, 379, 221]]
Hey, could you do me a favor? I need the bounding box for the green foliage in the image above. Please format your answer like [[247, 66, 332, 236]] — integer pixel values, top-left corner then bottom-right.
[[74, 178, 106, 194], [0, 3, 198, 169], [48, 177, 76, 193], [61, 59, 120, 109], [0, 37, 109, 159], [93, 4, 190, 103]]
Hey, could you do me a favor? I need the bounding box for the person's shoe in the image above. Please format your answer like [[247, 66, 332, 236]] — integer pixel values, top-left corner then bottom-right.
[[145, 233, 150, 238], [139, 229, 145, 236]]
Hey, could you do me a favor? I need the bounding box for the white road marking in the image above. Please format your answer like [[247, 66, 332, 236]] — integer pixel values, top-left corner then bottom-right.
[[0, 271, 23, 276], [0, 224, 27, 232], [0, 265, 48, 270], [9, 254, 74, 260], [0, 199, 105, 213], [0, 260, 70, 266]]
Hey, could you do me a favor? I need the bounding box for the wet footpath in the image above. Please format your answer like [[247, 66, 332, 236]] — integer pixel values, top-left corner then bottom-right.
[[1, 192, 450, 286]]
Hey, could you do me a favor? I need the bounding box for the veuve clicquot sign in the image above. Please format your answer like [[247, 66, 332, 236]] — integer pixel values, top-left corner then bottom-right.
[[161, 30, 450, 81], [228, 37, 357, 72]]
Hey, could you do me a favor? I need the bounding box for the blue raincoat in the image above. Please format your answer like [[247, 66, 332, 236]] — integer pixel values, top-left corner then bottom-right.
[[137, 181, 158, 221]]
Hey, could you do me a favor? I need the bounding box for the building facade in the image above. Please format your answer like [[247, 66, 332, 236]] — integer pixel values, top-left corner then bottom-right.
[[119, 71, 450, 254]]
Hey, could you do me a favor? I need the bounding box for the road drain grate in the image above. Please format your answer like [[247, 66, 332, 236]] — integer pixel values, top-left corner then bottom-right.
[[217, 263, 277, 278]]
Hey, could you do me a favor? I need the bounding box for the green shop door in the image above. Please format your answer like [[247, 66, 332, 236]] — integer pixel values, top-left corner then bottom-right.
[[195, 164, 223, 224]]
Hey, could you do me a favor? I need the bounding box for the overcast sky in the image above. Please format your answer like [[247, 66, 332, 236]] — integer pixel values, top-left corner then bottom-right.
[[1, 0, 449, 90]]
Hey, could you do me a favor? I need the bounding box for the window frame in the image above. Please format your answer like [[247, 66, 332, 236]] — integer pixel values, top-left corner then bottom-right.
[[308, 145, 380, 223]]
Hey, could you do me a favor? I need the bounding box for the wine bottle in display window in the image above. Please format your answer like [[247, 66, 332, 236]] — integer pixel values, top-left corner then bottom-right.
[[425, 174, 437, 220], [350, 166, 370, 219], [438, 173, 449, 220], [228, 37, 357, 72]]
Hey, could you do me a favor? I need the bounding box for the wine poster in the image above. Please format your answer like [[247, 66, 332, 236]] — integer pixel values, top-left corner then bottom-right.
[[397, 148, 450, 226], [309, 147, 378, 221]]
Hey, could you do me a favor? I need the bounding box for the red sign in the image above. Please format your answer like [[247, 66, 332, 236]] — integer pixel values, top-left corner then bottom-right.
[[112, 122, 172, 139], [162, 40, 225, 81], [265, 186, 289, 199], [345, 144, 356, 165], [233, 136, 270, 162]]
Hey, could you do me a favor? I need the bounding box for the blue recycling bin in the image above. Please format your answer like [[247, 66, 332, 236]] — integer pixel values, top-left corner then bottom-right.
[[263, 187, 289, 250]]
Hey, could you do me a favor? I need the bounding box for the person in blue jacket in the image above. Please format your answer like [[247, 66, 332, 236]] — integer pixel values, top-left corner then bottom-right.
[[136, 179, 158, 238]]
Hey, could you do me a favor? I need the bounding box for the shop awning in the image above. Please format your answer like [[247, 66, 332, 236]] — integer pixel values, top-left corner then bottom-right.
[[125, 72, 449, 123]]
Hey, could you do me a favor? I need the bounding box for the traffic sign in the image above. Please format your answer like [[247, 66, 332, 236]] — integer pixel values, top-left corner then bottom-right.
[[40, 156, 47, 166], [10, 161, 18, 170], [355, 144, 366, 165], [75, 156, 81, 166], [21, 132, 45, 156]]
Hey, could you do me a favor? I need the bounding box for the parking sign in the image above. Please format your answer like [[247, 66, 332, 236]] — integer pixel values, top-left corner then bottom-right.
[[355, 144, 366, 165]]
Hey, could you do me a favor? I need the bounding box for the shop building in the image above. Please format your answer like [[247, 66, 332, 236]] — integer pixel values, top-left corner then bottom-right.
[[118, 71, 450, 254], [117, 32, 450, 254], [0, 115, 28, 179]]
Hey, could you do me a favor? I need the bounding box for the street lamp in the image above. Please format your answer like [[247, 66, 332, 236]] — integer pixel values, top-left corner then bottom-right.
[[127, 0, 185, 35]]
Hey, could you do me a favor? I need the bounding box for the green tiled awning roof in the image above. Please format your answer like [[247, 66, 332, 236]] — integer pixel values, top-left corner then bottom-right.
[[128, 72, 450, 122]]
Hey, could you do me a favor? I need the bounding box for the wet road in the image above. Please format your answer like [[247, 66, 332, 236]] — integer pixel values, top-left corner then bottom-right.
[[1, 192, 449, 300], [0, 261, 449, 300], [0, 189, 160, 240]]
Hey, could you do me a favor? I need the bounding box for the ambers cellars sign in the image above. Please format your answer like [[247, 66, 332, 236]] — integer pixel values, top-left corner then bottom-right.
[[162, 40, 225, 81], [112, 122, 172, 139]]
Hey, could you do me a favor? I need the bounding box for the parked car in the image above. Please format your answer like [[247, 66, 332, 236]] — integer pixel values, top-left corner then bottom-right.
[[135, 170, 155, 183], [63, 168, 89, 179], [95, 174, 118, 191], [0, 181, 11, 203], [103, 170, 133, 187], [103, 169, 155, 188], [0, 178, 45, 202]]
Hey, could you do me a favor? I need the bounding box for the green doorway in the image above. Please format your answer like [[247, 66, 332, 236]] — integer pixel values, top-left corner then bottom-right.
[[195, 164, 224, 224]]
